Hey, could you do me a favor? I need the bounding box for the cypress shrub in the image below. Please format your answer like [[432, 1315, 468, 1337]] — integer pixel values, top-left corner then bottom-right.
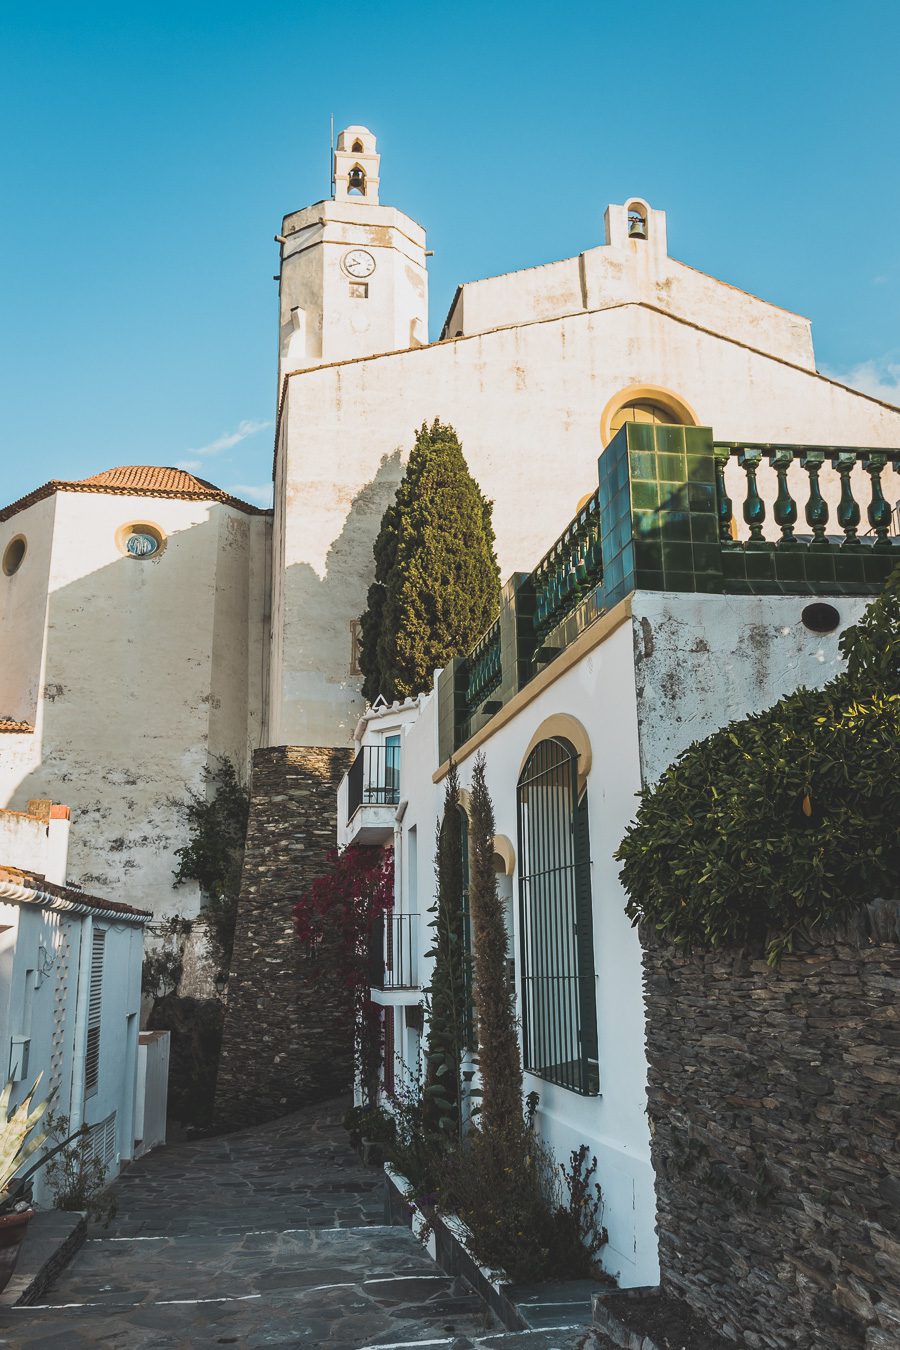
[[360, 420, 501, 702], [467, 753, 523, 1137], [422, 763, 468, 1138]]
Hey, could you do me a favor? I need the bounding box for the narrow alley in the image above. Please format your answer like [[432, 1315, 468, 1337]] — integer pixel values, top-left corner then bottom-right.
[[1, 1099, 604, 1349]]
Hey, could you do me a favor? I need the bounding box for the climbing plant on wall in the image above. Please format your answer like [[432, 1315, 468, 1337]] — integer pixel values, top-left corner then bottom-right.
[[172, 759, 250, 973], [359, 420, 501, 703], [293, 846, 394, 1106], [616, 566, 900, 960]]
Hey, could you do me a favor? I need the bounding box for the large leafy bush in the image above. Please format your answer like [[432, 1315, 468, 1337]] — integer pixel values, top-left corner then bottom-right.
[[617, 568, 900, 958]]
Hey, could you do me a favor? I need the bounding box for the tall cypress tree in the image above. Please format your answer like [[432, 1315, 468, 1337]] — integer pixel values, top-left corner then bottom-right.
[[423, 763, 468, 1138], [468, 753, 523, 1138], [359, 420, 501, 703]]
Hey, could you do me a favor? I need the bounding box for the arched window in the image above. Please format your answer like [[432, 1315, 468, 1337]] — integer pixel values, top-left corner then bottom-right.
[[348, 165, 366, 195], [517, 738, 598, 1094], [609, 398, 680, 435], [351, 139, 364, 153]]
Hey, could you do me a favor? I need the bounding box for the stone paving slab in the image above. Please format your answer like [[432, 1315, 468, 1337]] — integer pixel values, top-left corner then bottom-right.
[[0, 1099, 612, 1348]]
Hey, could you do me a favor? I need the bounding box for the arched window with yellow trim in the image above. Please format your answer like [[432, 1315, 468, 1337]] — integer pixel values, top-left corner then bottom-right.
[[517, 737, 598, 1095]]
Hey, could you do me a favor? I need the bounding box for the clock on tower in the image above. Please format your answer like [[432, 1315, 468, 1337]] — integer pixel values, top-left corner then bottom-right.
[[275, 126, 429, 377]]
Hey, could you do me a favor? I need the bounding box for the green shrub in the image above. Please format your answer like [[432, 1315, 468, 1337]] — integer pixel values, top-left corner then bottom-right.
[[171, 759, 249, 972], [359, 420, 501, 702], [616, 568, 900, 959]]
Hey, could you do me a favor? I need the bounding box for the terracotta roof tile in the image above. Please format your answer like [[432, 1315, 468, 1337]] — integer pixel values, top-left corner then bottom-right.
[[0, 466, 271, 523], [0, 718, 34, 734], [0, 866, 152, 920], [80, 466, 222, 494]]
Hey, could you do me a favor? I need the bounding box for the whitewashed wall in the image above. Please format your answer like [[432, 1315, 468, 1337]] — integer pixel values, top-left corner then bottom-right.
[[274, 293, 900, 747], [0, 491, 270, 925]]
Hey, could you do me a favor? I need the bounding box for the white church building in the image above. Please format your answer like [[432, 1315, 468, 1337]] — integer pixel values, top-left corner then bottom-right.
[[0, 121, 898, 951]]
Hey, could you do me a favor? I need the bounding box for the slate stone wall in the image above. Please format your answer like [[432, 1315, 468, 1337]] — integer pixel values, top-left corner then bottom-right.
[[214, 745, 354, 1131], [642, 899, 900, 1350]]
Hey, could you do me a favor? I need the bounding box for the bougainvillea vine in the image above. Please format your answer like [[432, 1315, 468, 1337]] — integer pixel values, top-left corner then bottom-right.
[[293, 845, 394, 1104]]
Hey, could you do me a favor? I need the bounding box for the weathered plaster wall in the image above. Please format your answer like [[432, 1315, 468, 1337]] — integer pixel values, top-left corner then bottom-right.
[[630, 590, 870, 785], [0, 490, 271, 924], [214, 744, 354, 1131], [642, 904, 900, 1349], [274, 299, 900, 746], [0, 492, 56, 727]]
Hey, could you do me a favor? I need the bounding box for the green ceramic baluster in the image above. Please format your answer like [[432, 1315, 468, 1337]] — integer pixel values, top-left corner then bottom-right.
[[714, 446, 733, 544], [801, 451, 829, 547], [738, 448, 765, 544], [770, 449, 798, 545], [834, 452, 861, 545], [864, 453, 893, 551]]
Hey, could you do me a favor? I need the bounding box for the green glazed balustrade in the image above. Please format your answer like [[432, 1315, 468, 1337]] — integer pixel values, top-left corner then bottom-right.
[[437, 425, 900, 760], [531, 489, 603, 641], [465, 618, 502, 713]]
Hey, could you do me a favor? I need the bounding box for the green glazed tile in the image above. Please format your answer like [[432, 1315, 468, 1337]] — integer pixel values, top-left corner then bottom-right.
[[664, 570, 699, 592], [628, 450, 658, 481], [658, 425, 686, 455], [684, 427, 714, 454], [690, 513, 719, 544], [631, 480, 660, 511], [661, 541, 695, 573], [625, 423, 655, 453], [633, 539, 663, 571], [658, 510, 692, 542], [688, 482, 716, 513], [657, 452, 686, 483]]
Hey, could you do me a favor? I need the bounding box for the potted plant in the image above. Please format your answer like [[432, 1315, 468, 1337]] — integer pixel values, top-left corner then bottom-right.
[[0, 1076, 52, 1295]]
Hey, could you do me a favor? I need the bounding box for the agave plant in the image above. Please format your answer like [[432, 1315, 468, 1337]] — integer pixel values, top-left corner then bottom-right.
[[0, 1076, 52, 1214]]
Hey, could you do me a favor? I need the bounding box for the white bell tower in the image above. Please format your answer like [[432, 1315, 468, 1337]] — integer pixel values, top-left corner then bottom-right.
[[276, 125, 428, 383]]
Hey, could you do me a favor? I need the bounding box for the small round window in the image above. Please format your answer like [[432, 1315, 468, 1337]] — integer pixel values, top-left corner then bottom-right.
[[126, 531, 159, 558], [117, 522, 165, 560], [2, 536, 26, 576]]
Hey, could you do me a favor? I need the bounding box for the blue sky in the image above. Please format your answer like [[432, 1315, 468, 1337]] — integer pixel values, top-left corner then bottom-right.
[[2, 0, 898, 508]]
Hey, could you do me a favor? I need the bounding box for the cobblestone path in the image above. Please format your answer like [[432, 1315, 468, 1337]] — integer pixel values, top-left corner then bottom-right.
[[0, 1098, 606, 1349]]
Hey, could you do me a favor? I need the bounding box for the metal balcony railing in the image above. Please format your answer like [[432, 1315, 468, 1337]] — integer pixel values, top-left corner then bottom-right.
[[347, 744, 401, 818], [369, 912, 419, 990]]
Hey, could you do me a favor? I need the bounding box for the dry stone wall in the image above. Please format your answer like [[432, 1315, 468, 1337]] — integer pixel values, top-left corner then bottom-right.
[[214, 745, 353, 1131], [642, 899, 900, 1350]]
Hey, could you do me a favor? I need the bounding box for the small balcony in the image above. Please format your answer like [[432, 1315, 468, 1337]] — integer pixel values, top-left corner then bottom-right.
[[370, 912, 419, 991], [343, 744, 401, 845]]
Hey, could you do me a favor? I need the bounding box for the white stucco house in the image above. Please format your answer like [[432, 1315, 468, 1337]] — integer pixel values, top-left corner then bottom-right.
[[0, 797, 161, 1206], [337, 414, 897, 1290]]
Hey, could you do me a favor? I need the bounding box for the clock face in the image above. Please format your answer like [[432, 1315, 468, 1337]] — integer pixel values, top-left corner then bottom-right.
[[342, 248, 376, 279]]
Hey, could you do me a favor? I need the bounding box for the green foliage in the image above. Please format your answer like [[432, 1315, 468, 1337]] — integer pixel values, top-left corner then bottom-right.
[[0, 1077, 53, 1212], [442, 1131, 607, 1282], [343, 1104, 397, 1148], [172, 759, 250, 973], [617, 568, 900, 959], [359, 420, 501, 702], [422, 764, 468, 1139], [467, 754, 523, 1139], [43, 1111, 117, 1227], [141, 916, 192, 999]]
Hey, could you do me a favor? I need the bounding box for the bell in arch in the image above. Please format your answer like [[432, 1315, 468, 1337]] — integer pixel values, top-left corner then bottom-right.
[[627, 208, 648, 240], [348, 165, 367, 195]]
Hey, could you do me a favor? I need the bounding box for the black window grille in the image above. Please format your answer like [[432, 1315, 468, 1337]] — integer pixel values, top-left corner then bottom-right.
[[517, 737, 599, 1095]]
